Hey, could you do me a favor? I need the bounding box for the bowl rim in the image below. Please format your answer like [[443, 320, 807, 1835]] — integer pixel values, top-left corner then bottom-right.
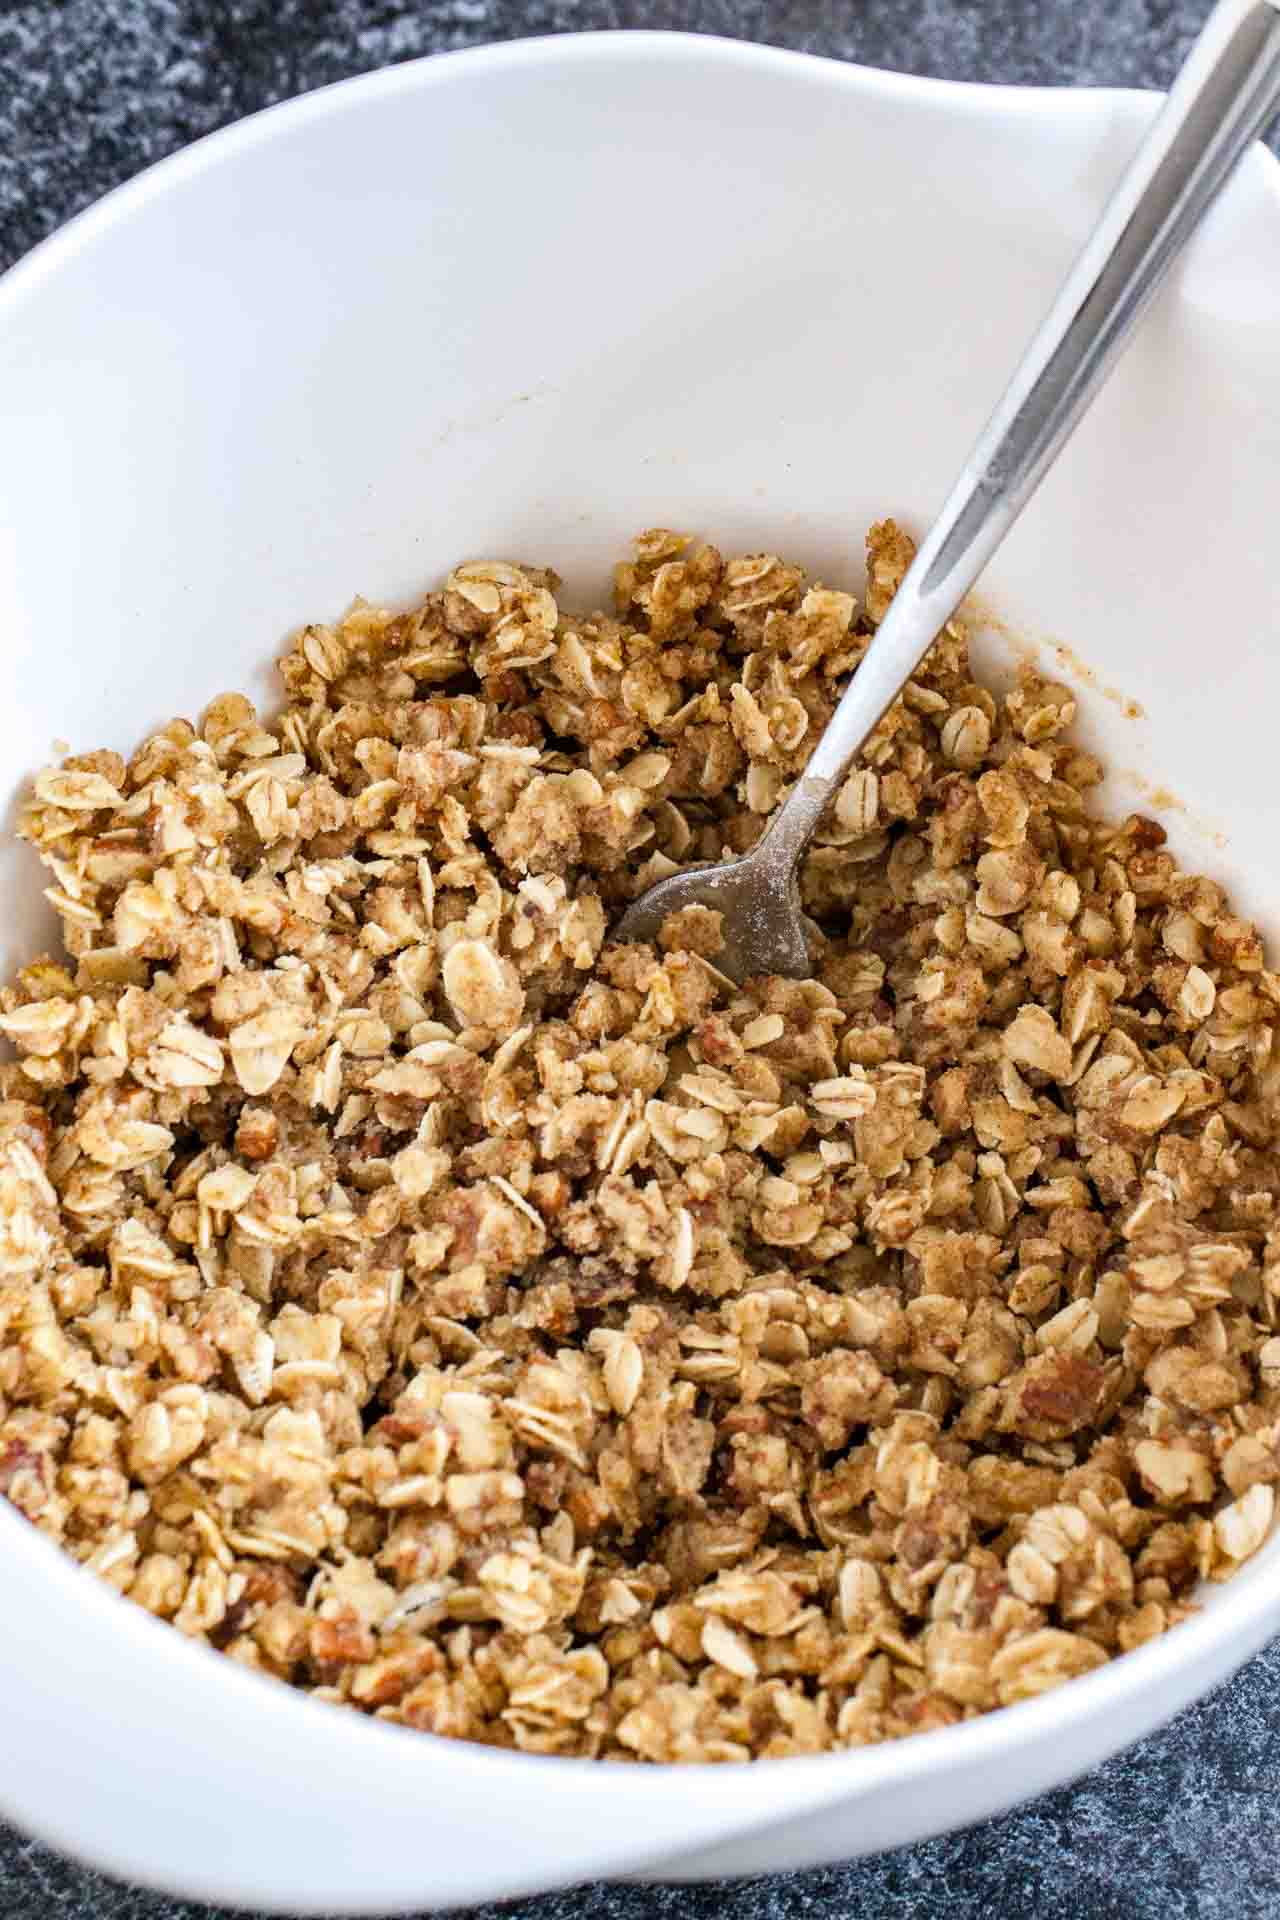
[[2, 27, 1171, 304], [4, 25, 1280, 1907]]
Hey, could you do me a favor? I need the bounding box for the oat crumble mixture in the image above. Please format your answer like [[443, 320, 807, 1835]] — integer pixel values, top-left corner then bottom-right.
[[2, 521, 1278, 1763]]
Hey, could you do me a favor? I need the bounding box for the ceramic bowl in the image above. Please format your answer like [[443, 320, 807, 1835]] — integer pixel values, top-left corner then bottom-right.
[[3, 31, 1280, 1911]]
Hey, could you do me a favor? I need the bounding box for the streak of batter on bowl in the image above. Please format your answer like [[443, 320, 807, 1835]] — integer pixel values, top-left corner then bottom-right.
[[0, 519, 1276, 1762], [964, 591, 1231, 854]]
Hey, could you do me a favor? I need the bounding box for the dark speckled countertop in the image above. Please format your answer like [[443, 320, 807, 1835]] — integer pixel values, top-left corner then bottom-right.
[[2, 4, 1279, 1917]]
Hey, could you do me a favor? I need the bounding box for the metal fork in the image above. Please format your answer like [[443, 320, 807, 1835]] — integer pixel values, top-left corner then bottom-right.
[[615, 0, 1280, 979]]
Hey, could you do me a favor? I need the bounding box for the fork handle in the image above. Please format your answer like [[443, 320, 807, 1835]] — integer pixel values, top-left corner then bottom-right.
[[759, 0, 1280, 875]]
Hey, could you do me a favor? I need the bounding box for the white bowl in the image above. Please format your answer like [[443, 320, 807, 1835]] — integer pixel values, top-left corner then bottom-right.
[[3, 30, 1280, 1912]]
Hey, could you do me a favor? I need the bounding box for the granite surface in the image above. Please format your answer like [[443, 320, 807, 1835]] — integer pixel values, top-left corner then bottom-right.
[[2, 2, 1279, 1917]]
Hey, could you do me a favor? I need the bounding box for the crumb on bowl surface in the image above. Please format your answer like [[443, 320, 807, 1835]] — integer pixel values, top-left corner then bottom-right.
[[0, 521, 1277, 1761]]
